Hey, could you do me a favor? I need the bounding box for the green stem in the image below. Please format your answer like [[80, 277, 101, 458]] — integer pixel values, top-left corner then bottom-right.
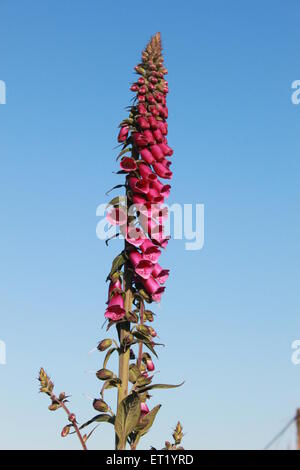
[[137, 300, 144, 368], [51, 393, 87, 451], [115, 264, 133, 450]]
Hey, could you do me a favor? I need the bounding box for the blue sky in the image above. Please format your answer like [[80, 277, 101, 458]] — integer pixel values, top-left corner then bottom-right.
[[0, 0, 300, 450]]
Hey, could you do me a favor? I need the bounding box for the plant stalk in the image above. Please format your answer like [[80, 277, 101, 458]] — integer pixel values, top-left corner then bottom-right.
[[115, 257, 133, 449]]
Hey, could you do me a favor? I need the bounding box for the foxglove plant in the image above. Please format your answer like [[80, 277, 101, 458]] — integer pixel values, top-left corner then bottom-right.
[[39, 32, 183, 451]]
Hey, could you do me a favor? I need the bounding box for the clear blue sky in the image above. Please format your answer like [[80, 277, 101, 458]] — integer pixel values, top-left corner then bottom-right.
[[0, 0, 300, 450]]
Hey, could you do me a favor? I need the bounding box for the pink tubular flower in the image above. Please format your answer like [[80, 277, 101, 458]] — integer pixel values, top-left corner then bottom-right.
[[124, 226, 146, 247], [108, 279, 122, 297], [105, 294, 125, 321], [135, 260, 154, 279], [132, 199, 150, 218], [129, 177, 149, 195], [118, 125, 129, 143], [142, 276, 162, 295], [139, 163, 157, 182], [151, 180, 171, 198], [139, 214, 164, 241], [138, 103, 147, 115], [133, 132, 148, 148], [106, 207, 127, 226], [140, 239, 161, 263], [157, 120, 168, 135], [140, 402, 149, 417], [152, 292, 162, 303], [120, 157, 137, 172], [146, 186, 160, 202], [132, 194, 147, 205], [159, 142, 173, 157], [151, 232, 170, 248], [150, 144, 164, 161], [153, 195, 165, 205], [161, 184, 171, 198], [151, 204, 168, 222], [148, 116, 159, 129], [151, 263, 169, 284], [129, 250, 153, 279], [136, 117, 150, 129], [152, 128, 164, 143], [153, 162, 173, 179], [143, 130, 156, 145], [140, 148, 155, 165]]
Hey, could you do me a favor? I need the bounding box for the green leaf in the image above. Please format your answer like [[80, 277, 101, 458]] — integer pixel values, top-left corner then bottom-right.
[[101, 378, 122, 396], [103, 347, 117, 369], [137, 381, 185, 394], [131, 405, 161, 448], [105, 184, 125, 196], [108, 252, 126, 279], [116, 147, 132, 161], [135, 375, 153, 388], [133, 331, 158, 358], [129, 364, 142, 384], [115, 392, 141, 450], [78, 413, 115, 431], [106, 196, 126, 208], [136, 404, 161, 435]]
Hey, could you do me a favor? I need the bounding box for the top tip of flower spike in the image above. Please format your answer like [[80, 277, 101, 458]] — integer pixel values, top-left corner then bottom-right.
[[144, 32, 162, 60], [38, 367, 54, 396]]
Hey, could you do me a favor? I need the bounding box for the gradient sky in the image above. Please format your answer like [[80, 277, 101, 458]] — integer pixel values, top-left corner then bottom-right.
[[0, 0, 300, 450]]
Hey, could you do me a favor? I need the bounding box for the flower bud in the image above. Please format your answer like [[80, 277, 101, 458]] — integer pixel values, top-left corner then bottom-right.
[[118, 125, 129, 143], [93, 398, 109, 412], [149, 105, 160, 117], [165, 441, 172, 450], [48, 403, 60, 411], [147, 326, 157, 337], [122, 333, 134, 348], [148, 116, 159, 129], [136, 117, 150, 130], [97, 338, 113, 352], [138, 103, 147, 115], [146, 359, 155, 371], [139, 86, 147, 95], [140, 402, 149, 417], [136, 373, 152, 387], [145, 310, 154, 322], [96, 368, 114, 380], [135, 65, 146, 75], [61, 425, 70, 438], [153, 128, 163, 143], [130, 348, 136, 360], [172, 421, 183, 445], [136, 324, 150, 336]]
